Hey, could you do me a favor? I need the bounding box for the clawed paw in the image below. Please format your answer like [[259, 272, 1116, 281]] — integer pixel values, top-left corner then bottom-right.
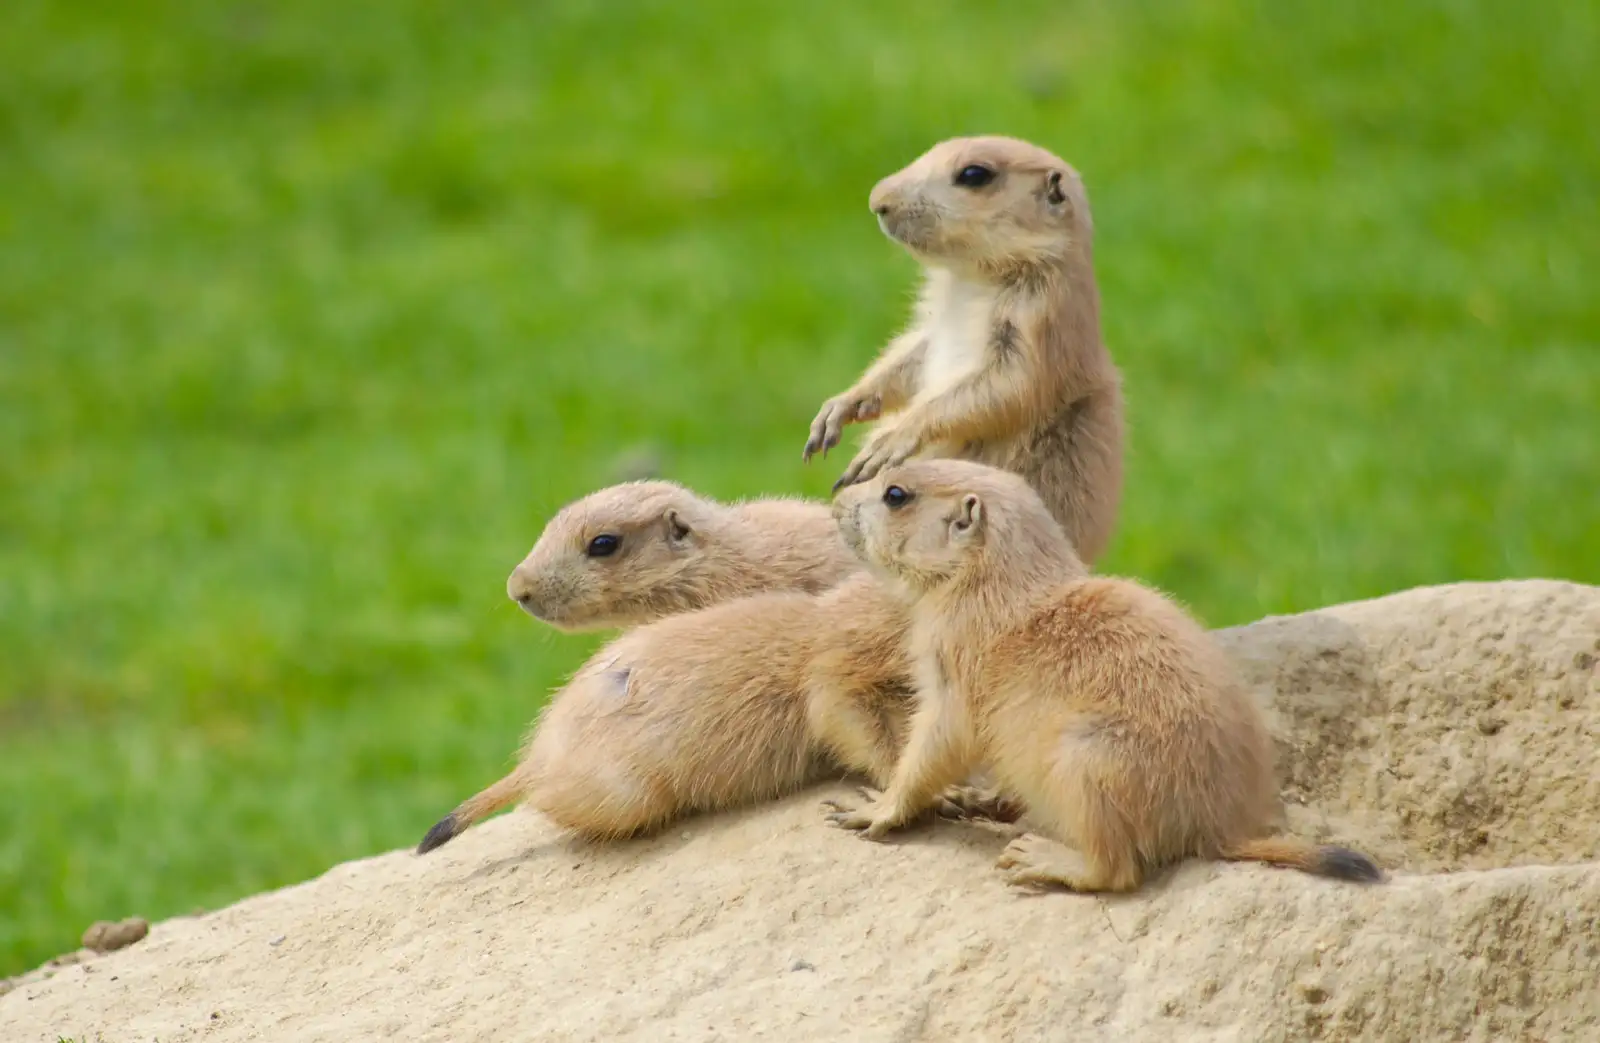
[[995, 834, 1094, 892], [820, 786, 895, 841], [993, 834, 1043, 869], [804, 394, 881, 463], [832, 422, 919, 491], [935, 785, 1025, 824], [834, 448, 897, 492]]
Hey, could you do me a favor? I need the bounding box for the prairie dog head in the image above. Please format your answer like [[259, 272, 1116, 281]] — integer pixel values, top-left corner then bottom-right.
[[507, 481, 718, 632], [867, 135, 1090, 274], [832, 459, 1085, 594]]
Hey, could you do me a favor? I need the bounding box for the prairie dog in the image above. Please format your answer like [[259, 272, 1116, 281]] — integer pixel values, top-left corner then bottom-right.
[[803, 135, 1124, 565], [824, 459, 1382, 892], [417, 575, 1010, 854], [507, 480, 860, 632]]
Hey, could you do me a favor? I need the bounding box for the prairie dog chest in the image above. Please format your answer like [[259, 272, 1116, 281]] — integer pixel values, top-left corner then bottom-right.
[[916, 275, 1001, 400]]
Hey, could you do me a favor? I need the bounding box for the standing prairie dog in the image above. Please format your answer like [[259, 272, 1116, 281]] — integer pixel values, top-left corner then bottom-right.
[[506, 480, 861, 632], [824, 459, 1383, 892], [417, 574, 1010, 854], [804, 135, 1125, 565]]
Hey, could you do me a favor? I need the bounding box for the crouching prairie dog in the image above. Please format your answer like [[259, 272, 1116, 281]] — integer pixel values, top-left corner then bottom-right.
[[506, 480, 861, 631], [823, 459, 1383, 892], [417, 574, 1013, 854], [804, 135, 1124, 566]]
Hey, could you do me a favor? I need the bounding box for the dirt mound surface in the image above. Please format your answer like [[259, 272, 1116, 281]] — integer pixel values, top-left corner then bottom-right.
[[4, 580, 1596, 1042]]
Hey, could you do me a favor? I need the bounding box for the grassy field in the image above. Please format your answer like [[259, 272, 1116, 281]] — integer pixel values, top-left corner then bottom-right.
[[1, 0, 1595, 975]]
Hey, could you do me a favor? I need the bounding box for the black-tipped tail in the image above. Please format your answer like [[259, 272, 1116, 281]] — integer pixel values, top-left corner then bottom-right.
[[1316, 845, 1384, 883], [1223, 836, 1385, 884], [417, 813, 460, 855]]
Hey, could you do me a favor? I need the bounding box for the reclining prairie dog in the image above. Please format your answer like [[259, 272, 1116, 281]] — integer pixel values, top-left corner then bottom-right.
[[506, 480, 860, 631], [823, 459, 1383, 892], [803, 134, 1125, 565], [417, 574, 1011, 854]]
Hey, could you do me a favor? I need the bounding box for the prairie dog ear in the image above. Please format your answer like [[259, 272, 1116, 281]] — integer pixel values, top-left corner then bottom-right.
[[664, 508, 693, 546], [1044, 169, 1070, 210], [951, 493, 984, 542]]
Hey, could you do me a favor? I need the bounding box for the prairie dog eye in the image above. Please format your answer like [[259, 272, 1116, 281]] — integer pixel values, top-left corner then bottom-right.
[[586, 534, 621, 558], [953, 164, 995, 188], [882, 485, 913, 509]]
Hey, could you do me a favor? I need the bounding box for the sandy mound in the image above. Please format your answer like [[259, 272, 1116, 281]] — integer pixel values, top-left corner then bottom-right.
[[4, 579, 1597, 1043]]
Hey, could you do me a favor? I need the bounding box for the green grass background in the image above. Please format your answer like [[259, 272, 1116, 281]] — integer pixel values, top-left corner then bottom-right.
[[1, 0, 1595, 975]]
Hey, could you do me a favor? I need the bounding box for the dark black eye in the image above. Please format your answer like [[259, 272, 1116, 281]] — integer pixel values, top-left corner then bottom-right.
[[882, 485, 913, 510], [586, 534, 621, 558], [954, 164, 995, 188]]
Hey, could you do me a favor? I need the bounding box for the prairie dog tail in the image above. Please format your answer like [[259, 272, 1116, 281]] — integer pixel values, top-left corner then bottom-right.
[[1222, 836, 1384, 883], [416, 769, 526, 855]]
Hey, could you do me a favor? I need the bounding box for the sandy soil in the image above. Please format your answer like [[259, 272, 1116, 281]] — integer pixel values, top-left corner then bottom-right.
[[4, 579, 1596, 1042]]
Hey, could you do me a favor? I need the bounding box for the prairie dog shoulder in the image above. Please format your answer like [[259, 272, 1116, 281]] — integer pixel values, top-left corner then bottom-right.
[[506, 480, 860, 632], [807, 135, 1125, 565], [826, 458, 1381, 892]]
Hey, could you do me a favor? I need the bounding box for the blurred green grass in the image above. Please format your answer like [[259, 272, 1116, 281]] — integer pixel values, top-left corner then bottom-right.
[[1, 0, 1595, 975]]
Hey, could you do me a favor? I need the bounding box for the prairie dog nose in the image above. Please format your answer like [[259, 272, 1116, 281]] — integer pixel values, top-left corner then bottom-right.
[[506, 565, 535, 606], [868, 179, 896, 216]]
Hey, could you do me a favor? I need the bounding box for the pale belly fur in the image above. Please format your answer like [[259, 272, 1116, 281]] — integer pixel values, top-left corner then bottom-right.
[[911, 277, 1000, 457]]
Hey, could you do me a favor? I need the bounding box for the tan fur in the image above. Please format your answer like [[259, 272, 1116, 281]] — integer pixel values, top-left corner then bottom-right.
[[823, 459, 1383, 892], [506, 480, 861, 632], [804, 135, 1125, 565], [417, 575, 1012, 854]]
